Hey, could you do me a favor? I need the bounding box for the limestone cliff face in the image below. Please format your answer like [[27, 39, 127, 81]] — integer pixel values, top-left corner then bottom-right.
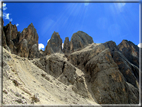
[[2, 22, 140, 105]]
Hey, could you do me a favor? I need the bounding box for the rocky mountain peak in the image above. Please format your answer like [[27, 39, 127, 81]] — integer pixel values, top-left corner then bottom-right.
[[118, 39, 139, 67], [63, 37, 70, 54], [70, 31, 94, 52], [44, 31, 62, 55], [2, 22, 39, 59]]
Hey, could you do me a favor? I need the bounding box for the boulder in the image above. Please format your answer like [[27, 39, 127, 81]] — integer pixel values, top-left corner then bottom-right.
[[118, 40, 139, 67], [44, 31, 62, 55], [63, 37, 70, 54], [70, 31, 93, 52]]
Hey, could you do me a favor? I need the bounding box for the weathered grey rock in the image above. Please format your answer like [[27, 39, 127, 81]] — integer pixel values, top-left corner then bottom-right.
[[112, 51, 139, 88], [28, 44, 39, 59], [32, 54, 89, 98], [19, 23, 38, 48], [85, 48, 138, 104], [44, 31, 62, 55], [17, 39, 29, 57], [68, 43, 107, 71], [68, 43, 139, 104], [118, 40, 139, 67], [63, 37, 70, 53], [3, 22, 18, 46], [70, 31, 93, 52], [18, 23, 39, 58], [102, 41, 139, 88], [2, 31, 7, 47], [3, 23, 39, 58], [103, 40, 119, 52]]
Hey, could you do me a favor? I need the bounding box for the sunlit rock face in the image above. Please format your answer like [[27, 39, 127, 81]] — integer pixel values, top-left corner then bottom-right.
[[44, 31, 62, 55]]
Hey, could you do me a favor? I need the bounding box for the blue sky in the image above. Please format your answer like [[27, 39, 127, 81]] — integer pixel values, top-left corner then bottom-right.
[[1, 1, 140, 50]]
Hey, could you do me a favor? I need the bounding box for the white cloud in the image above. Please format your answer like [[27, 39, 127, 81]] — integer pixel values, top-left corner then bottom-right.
[[3, 13, 13, 21], [4, 13, 9, 19], [47, 39, 50, 43], [62, 43, 64, 49], [3, 3, 7, 10], [1, 3, 12, 22], [38, 43, 45, 50], [138, 43, 142, 48], [16, 23, 19, 27]]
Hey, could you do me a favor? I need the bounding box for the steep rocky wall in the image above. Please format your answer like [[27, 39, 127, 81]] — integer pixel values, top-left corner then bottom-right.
[[2, 22, 39, 59]]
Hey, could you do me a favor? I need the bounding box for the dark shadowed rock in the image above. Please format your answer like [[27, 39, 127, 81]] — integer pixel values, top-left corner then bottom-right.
[[99, 41, 139, 88], [17, 39, 29, 57], [63, 37, 70, 54], [118, 40, 139, 67], [3, 22, 18, 46], [112, 51, 139, 88], [2, 31, 7, 47], [28, 44, 39, 59], [3, 23, 39, 58], [3, 22, 18, 54], [70, 31, 93, 52], [19, 23, 38, 47], [103, 41, 119, 52], [44, 31, 62, 55], [18, 23, 39, 58]]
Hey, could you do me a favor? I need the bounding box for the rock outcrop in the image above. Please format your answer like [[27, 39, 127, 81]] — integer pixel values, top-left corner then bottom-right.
[[68, 42, 139, 104], [70, 31, 94, 52], [17, 39, 29, 57], [44, 31, 62, 55], [118, 40, 139, 67], [2, 22, 39, 59], [3, 22, 18, 54], [63, 37, 70, 54], [103, 41, 139, 88]]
